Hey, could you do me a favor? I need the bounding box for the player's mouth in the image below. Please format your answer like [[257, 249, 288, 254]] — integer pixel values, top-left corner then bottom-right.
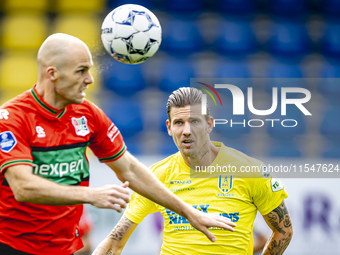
[[182, 139, 192, 148], [80, 87, 87, 97]]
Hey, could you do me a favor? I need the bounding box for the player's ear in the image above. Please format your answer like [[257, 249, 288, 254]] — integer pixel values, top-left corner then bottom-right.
[[207, 116, 213, 133], [166, 119, 172, 136], [46, 66, 59, 81]]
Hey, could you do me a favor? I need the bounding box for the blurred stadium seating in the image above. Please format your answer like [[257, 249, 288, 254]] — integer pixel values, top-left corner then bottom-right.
[[214, 19, 257, 56], [216, 0, 256, 13], [2, 0, 48, 12], [158, 57, 196, 93], [162, 17, 204, 55], [1, 13, 47, 49], [55, 0, 105, 13], [53, 14, 101, 50], [102, 58, 147, 96], [269, 0, 308, 14], [0, 0, 336, 159], [320, 106, 340, 158], [267, 21, 311, 56]]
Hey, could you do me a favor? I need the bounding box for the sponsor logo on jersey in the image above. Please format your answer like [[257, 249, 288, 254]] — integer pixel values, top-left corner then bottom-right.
[[218, 174, 233, 194], [36, 126, 46, 138], [33, 158, 84, 178], [271, 178, 283, 192], [166, 204, 240, 227], [220, 212, 239, 222], [170, 180, 192, 184], [72, 116, 90, 137], [166, 205, 209, 225], [107, 123, 120, 142], [0, 131, 17, 153], [0, 109, 9, 120]]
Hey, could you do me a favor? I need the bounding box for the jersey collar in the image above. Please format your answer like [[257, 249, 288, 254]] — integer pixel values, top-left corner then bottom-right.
[[30, 84, 67, 119]]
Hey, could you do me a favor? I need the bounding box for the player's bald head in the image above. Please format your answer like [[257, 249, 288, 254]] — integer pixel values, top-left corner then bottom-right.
[[37, 33, 90, 72]]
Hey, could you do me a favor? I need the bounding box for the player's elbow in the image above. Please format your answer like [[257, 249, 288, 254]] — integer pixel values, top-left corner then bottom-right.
[[12, 186, 27, 202], [12, 184, 34, 202], [286, 225, 293, 242]]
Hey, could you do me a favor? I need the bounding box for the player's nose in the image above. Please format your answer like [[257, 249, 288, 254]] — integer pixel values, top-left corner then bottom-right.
[[183, 122, 191, 135], [85, 72, 94, 85]]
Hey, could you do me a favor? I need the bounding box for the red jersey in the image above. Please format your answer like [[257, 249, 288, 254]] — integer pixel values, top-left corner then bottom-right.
[[79, 206, 93, 237], [0, 85, 126, 255]]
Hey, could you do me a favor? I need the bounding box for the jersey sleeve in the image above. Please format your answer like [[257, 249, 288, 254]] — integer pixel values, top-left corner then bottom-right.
[[252, 173, 288, 216], [88, 104, 126, 163], [0, 108, 33, 173], [124, 191, 159, 224]]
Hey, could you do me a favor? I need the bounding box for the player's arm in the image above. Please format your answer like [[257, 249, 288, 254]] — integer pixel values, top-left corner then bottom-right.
[[106, 151, 236, 242], [261, 201, 293, 255], [92, 216, 137, 255], [4, 165, 129, 211]]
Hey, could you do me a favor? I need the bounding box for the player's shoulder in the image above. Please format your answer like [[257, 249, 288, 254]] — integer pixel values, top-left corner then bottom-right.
[[73, 99, 100, 111], [223, 143, 264, 167], [150, 152, 180, 178], [1, 89, 32, 109], [216, 142, 266, 178], [70, 99, 103, 117], [83, 99, 101, 109], [0, 90, 33, 120]]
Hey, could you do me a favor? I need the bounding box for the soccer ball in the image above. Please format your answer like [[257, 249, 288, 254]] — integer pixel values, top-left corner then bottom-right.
[[101, 4, 162, 64]]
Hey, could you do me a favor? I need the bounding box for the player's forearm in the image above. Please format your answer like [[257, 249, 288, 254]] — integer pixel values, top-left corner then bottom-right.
[[92, 216, 137, 255], [16, 182, 90, 205], [262, 201, 293, 255], [91, 238, 121, 255], [261, 230, 292, 255], [5, 165, 91, 205], [109, 155, 191, 219], [125, 167, 190, 217]]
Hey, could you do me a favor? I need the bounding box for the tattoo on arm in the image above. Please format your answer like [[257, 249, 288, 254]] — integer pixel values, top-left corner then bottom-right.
[[262, 201, 293, 255], [109, 216, 134, 242], [264, 235, 292, 255], [266, 202, 291, 235]]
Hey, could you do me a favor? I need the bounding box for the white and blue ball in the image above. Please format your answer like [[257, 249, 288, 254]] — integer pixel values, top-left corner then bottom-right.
[[101, 4, 162, 64]]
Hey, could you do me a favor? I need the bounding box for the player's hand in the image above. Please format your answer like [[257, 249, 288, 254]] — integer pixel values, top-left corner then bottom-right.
[[89, 181, 130, 212], [186, 208, 236, 242]]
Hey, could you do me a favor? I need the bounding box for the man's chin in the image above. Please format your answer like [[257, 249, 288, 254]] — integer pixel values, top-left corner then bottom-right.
[[73, 98, 85, 104], [181, 148, 195, 158]]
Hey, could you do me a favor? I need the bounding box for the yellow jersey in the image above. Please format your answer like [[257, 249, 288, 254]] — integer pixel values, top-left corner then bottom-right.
[[124, 142, 288, 255]]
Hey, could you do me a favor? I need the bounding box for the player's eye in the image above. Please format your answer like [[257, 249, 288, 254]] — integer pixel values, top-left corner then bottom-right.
[[191, 119, 198, 124], [175, 121, 182, 125], [78, 69, 86, 73]]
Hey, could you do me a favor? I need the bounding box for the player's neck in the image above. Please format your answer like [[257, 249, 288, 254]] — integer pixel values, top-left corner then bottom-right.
[[36, 82, 67, 110], [183, 143, 219, 169]]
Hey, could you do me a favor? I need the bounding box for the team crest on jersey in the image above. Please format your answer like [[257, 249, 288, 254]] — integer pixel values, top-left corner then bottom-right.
[[72, 116, 90, 137], [218, 175, 233, 194], [0, 131, 17, 153]]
